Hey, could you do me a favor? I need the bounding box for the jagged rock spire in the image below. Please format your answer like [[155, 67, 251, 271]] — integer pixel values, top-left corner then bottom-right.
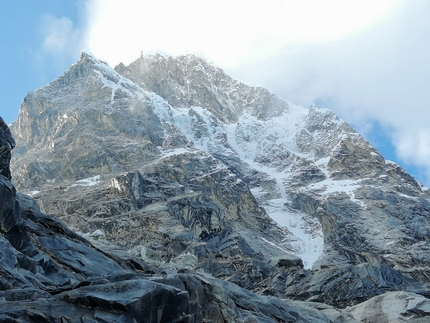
[[0, 116, 15, 181]]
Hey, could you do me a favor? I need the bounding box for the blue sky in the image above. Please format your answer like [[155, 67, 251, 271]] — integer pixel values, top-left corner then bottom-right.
[[0, 1, 429, 186], [0, 1, 80, 125]]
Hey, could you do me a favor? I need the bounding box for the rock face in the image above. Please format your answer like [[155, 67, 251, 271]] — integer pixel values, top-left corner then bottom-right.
[[0, 116, 15, 181], [346, 291, 430, 322], [7, 51, 430, 321]]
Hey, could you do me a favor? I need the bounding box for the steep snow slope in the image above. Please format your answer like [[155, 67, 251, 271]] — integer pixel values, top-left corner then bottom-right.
[[151, 100, 326, 267]]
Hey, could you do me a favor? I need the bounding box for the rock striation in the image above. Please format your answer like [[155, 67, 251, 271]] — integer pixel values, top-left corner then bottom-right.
[[7, 51, 430, 321]]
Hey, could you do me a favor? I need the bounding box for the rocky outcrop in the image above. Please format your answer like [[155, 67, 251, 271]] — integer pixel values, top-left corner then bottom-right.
[[31, 152, 302, 297], [0, 179, 21, 233], [346, 291, 430, 322], [0, 116, 15, 180]]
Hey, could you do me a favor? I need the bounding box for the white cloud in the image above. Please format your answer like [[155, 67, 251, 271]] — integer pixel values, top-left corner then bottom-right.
[[81, 0, 430, 184], [41, 14, 83, 60], [82, 0, 402, 67]]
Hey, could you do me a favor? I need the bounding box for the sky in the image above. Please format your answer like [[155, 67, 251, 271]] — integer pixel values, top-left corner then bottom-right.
[[1, 1, 429, 186]]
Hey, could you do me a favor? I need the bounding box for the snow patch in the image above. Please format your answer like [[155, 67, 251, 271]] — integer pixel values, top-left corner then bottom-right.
[[78, 229, 106, 240], [306, 178, 365, 207], [26, 190, 41, 197], [161, 147, 193, 158], [261, 198, 323, 269], [90, 229, 105, 237], [69, 175, 102, 188]]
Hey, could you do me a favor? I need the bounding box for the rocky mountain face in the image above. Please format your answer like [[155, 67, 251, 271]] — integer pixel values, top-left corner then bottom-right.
[[5, 51, 430, 321], [1, 150, 362, 322]]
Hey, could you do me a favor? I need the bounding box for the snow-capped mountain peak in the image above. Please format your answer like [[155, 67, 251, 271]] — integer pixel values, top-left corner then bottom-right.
[[9, 53, 430, 310]]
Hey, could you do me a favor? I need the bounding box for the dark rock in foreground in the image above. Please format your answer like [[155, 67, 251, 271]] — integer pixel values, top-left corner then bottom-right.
[[0, 116, 15, 181]]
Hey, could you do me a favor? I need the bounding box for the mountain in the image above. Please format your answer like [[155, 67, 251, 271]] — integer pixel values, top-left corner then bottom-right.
[[4, 51, 430, 321]]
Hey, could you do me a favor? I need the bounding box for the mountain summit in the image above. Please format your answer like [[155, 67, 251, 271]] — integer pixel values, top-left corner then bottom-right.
[[7, 52, 430, 321]]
